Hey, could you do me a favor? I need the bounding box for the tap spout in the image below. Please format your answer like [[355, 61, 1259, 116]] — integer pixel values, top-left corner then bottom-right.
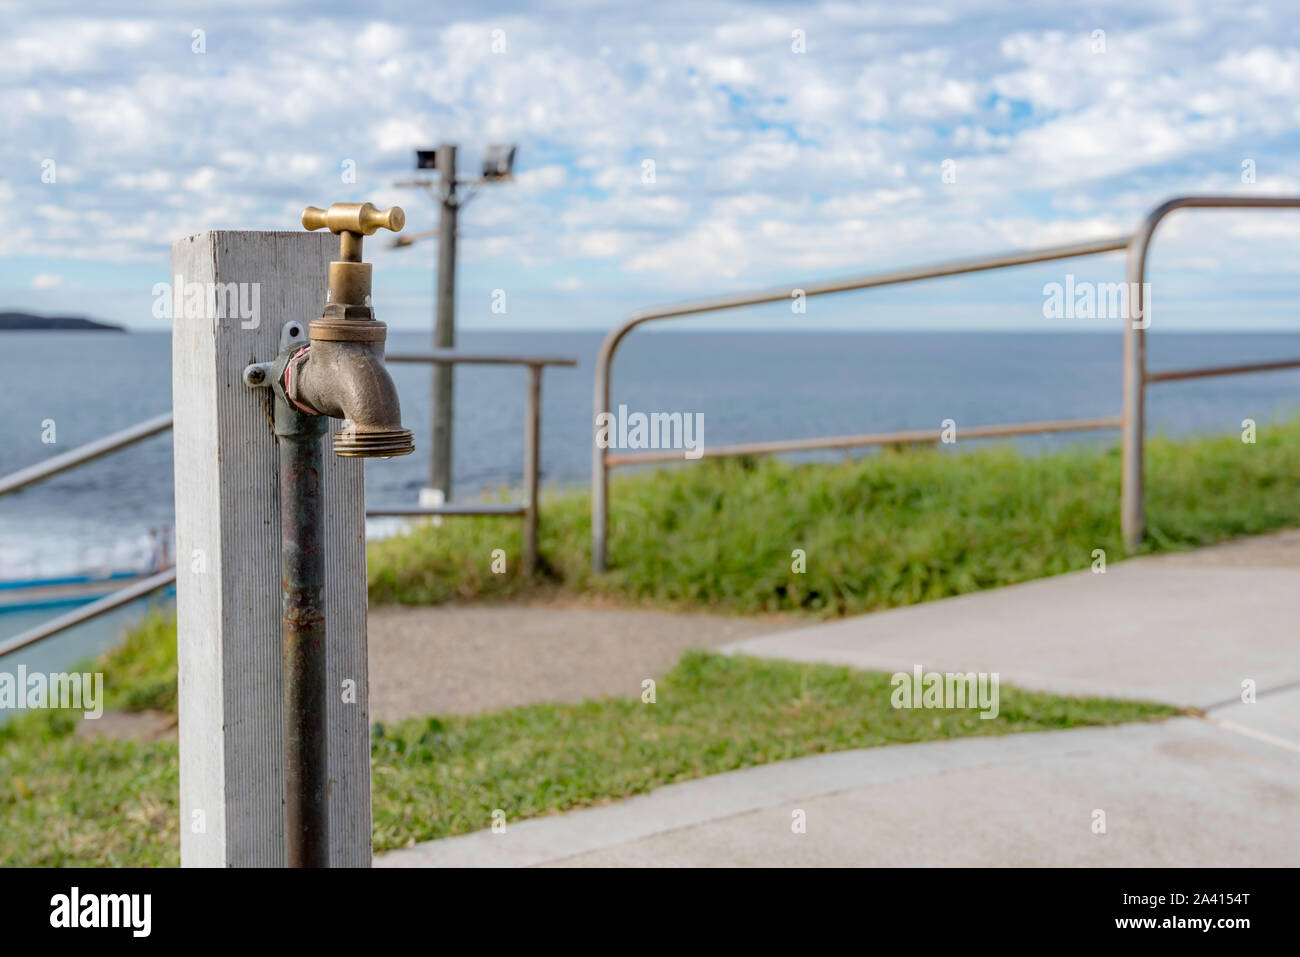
[[285, 332, 414, 458]]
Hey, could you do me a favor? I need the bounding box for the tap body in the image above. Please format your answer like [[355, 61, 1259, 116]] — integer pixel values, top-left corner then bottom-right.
[[282, 331, 414, 458]]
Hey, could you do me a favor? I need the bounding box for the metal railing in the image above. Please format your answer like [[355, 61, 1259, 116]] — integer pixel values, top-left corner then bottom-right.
[[0, 349, 575, 656], [381, 350, 577, 573], [0, 568, 177, 658], [1120, 196, 1300, 549], [0, 412, 174, 498], [591, 194, 1300, 571], [0, 417, 178, 659]]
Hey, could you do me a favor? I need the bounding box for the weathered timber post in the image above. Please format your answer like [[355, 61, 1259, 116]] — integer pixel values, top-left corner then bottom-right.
[[172, 231, 372, 867]]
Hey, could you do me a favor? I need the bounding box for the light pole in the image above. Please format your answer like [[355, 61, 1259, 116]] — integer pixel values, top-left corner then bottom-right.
[[394, 142, 517, 507]]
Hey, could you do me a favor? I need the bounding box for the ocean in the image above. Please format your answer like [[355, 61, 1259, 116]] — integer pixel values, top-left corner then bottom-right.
[[3, 328, 1300, 677]]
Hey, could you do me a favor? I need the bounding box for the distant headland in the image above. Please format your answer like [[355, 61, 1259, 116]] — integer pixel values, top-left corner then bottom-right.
[[0, 312, 125, 332]]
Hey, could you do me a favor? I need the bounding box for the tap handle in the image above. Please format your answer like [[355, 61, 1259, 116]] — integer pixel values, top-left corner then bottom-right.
[[302, 202, 405, 236]]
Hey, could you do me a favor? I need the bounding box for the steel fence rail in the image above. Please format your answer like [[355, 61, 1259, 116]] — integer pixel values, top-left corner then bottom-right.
[[593, 194, 1300, 571], [0, 567, 177, 659], [1145, 357, 1300, 385], [605, 415, 1123, 466], [388, 350, 577, 368], [0, 411, 174, 499], [0, 352, 573, 655], [591, 235, 1134, 571], [364, 504, 527, 517]]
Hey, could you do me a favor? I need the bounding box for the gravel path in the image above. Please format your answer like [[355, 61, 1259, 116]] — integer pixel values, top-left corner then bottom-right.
[[366, 602, 795, 721], [76, 529, 1300, 734]]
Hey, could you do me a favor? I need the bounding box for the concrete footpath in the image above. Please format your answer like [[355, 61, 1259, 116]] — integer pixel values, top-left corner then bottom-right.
[[377, 532, 1300, 867]]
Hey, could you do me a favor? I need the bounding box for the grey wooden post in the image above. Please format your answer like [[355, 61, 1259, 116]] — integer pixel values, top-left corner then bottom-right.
[[172, 231, 372, 867]]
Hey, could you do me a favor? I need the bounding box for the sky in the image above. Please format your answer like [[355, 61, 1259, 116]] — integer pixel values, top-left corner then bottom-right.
[[3, 0, 1300, 332]]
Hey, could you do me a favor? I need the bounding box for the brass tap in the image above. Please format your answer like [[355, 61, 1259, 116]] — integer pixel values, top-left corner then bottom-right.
[[290, 202, 415, 458]]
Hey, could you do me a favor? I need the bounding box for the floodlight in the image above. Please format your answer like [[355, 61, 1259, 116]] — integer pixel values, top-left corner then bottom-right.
[[481, 144, 517, 181]]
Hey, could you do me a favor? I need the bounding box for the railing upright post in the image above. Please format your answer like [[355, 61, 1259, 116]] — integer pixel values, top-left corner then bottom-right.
[[591, 336, 614, 573], [523, 364, 541, 576], [1122, 242, 1148, 552]]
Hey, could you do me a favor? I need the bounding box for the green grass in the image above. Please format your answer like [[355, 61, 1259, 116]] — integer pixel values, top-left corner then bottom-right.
[[2, 734, 178, 867], [96, 610, 179, 713], [0, 623, 1178, 865], [368, 419, 1300, 615], [0, 612, 183, 867], [369, 651, 1176, 850]]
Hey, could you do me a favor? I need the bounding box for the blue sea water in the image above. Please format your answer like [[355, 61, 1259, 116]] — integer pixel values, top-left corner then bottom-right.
[[2, 327, 1300, 674]]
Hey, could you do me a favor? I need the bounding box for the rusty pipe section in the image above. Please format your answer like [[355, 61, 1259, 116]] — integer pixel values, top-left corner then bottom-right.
[[275, 402, 330, 868], [290, 202, 415, 459]]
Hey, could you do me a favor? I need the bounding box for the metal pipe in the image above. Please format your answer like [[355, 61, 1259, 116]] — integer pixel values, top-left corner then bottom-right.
[[0, 412, 173, 499], [0, 568, 176, 659], [604, 415, 1122, 466], [276, 407, 330, 869], [388, 351, 576, 367], [591, 234, 1132, 571], [1146, 357, 1300, 384], [365, 503, 526, 517], [523, 364, 542, 576], [1121, 195, 1300, 552], [432, 143, 458, 503]]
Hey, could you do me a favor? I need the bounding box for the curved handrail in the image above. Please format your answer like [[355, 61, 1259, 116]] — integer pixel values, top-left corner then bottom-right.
[[590, 235, 1133, 571], [593, 194, 1300, 570], [1120, 195, 1300, 549], [1126, 195, 1300, 300]]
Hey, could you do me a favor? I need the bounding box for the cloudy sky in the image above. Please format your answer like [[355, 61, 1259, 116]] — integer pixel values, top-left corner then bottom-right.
[[4, 0, 1300, 331]]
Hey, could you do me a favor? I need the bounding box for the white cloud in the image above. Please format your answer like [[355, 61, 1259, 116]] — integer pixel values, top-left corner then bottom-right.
[[1, 0, 1298, 330], [357, 22, 406, 58], [183, 167, 216, 192], [626, 218, 749, 278], [578, 231, 630, 258], [30, 272, 62, 289]]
